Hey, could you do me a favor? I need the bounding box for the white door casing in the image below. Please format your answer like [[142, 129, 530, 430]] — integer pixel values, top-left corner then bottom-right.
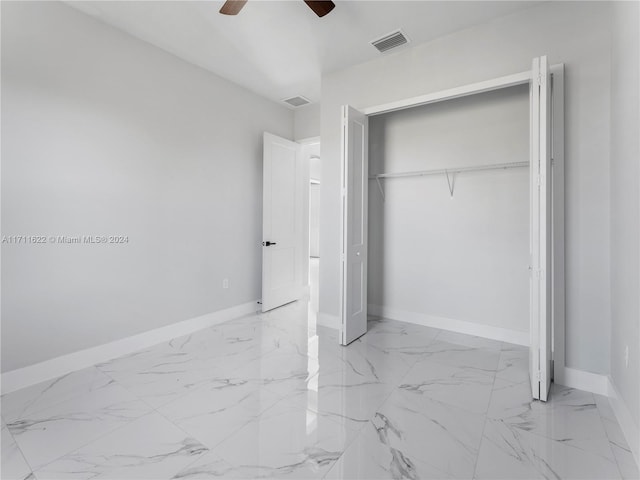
[[530, 56, 552, 401], [340, 106, 369, 345], [262, 133, 305, 312]]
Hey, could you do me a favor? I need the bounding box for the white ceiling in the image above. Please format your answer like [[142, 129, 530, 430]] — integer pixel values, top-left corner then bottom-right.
[[67, 0, 540, 107]]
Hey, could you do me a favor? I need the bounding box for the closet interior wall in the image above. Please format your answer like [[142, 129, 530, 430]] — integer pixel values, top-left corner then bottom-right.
[[367, 84, 530, 336]]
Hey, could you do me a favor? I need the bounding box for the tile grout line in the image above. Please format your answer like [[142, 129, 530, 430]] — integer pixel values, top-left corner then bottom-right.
[[471, 343, 504, 479], [592, 393, 628, 479], [3, 421, 38, 478], [320, 323, 452, 479]]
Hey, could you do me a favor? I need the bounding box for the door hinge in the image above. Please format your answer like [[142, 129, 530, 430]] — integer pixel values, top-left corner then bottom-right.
[[535, 370, 542, 381]]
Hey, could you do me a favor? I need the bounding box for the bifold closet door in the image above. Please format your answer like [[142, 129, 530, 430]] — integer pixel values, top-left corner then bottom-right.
[[530, 56, 552, 401], [340, 105, 368, 345]]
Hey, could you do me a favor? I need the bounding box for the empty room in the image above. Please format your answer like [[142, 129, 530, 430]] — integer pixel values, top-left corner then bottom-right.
[[1, 1, 639, 479]]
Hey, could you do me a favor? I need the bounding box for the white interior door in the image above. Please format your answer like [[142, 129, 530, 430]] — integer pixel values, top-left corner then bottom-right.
[[262, 132, 304, 312], [340, 105, 368, 345], [530, 56, 552, 401]]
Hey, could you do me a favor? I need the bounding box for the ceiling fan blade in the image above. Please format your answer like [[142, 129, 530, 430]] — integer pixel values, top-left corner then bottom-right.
[[304, 0, 335, 17], [219, 0, 248, 15]]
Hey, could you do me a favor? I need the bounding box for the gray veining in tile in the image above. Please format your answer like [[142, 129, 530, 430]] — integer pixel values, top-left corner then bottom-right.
[[2, 304, 635, 480], [1, 422, 34, 480]]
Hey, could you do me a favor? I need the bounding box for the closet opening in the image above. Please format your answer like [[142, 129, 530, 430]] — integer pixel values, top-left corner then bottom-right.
[[368, 84, 531, 349], [340, 58, 565, 401]]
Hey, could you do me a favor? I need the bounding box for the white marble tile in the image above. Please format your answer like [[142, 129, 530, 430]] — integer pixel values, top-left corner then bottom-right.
[[317, 338, 417, 387], [1, 424, 34, 480], [168, 321, 279, 365], [231, 349, 321, 397], [157, 377, 282, 450], [611, 443, 640, 480], [519, 385, 610, 444], [594, 395, 640, 479], [436, 330, 503, 351], [1, 367, 113, 423], [7, 381, 152, 470], [496, 345, 530, 384], [3, 304, 633, 480], [96, 343, 231, 408], [493, 383, 617, 464], [370, 388, 487, 478], [421, 340, 501, 376], [323, 420, 451, 479], [487, 378, 533, 420], [169, 452, 234, 479], [34, 412, 208, 479], [475, 417, 622, 479], [207, 399, 358, 478], [278, 368, 395, 432], [399, 357, 495, 414], [358, 319, 441, 358]]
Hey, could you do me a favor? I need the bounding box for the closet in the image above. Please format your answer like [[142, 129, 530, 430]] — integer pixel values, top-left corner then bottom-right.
[[339, 57, 564, 402], [368, 84, 530, 340]]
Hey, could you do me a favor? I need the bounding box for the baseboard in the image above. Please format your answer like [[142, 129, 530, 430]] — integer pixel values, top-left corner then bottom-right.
[[317, 312, 339, 329], [556, 366, 609, 396], [1, 300, 260, 395], [607, 376, 640, 468], [368, 304, 529, 346]]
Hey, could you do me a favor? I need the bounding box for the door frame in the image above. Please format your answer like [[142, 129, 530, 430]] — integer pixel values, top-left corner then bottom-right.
[[344, 62, 565, 393]]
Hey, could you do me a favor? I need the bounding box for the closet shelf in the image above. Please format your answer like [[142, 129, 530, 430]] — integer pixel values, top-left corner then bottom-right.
[[369, 161, 529, 200], [369, 160, 529, 180]]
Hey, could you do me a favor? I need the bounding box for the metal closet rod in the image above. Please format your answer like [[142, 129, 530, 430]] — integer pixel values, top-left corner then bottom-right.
[[369, 161, 529, 179]]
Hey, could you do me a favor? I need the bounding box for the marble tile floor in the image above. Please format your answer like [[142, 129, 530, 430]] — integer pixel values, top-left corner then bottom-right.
[[1, 302, 638, 479]]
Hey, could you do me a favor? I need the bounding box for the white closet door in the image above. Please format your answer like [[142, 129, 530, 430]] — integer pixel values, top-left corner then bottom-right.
[[262, 133, 304, 312], [340, 105, 368, 345], [530, 56, 552, 401]]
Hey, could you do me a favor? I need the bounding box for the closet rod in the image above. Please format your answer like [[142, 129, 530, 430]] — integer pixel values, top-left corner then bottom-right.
[[370, 161, 529, 180]]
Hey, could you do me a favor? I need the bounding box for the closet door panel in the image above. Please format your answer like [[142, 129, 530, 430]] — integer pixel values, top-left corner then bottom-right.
[[529, 56, 552, 401], [341, 105, 369, 345]]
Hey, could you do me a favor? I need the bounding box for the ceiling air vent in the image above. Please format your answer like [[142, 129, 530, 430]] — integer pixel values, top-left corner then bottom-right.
[[371, 30, 409, 53], [283, 96, 311, 107]]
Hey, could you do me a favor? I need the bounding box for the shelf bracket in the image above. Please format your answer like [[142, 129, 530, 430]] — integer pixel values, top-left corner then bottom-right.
[[445, 170, 456, 198], [376, 176, 386, 202]]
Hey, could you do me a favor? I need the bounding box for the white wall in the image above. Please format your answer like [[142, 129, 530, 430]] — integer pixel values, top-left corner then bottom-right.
[[294, 103, 321, 141], [1, 1, 293, 372], [320, 1, 612, 374], [609, 1, 639, 427], [368, 85, 529, 334]]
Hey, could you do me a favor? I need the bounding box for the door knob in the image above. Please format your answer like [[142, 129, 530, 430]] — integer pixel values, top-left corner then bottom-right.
[[263, 241, 277, 246]]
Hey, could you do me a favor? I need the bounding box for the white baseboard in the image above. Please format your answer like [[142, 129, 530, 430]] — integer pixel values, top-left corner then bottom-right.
[[607, 376, 640, 468], [368, 304, 529, 346], [1, 300, 260, 395], [317, 312, 339, 329], [556, 366, 609, 396]]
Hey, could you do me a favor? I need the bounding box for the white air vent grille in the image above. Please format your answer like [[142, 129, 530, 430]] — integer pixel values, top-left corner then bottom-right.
[[283, 96, 311, 107], [371, 30, 409, 53]]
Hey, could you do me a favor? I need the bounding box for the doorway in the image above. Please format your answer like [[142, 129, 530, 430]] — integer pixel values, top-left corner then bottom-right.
[[303, 141, 321, 320]]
